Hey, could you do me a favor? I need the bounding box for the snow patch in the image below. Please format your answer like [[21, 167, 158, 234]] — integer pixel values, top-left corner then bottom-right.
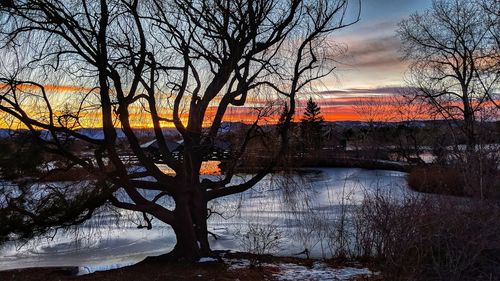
[[224, 258, 251, 270], [78, 262, 136, 275], [224, 258, 376, 281], [275, 262, 375, 281], [198, 257, 218, 263]]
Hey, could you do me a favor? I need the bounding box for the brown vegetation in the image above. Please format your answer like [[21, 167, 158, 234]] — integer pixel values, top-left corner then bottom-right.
[[407, 156, 500, 198], [407, 166, 466, 196], [351, 194, 500, 281]]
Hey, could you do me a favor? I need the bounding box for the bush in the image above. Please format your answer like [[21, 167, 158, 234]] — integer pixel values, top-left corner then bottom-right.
[[352, 194, 500, 281], [236, 222, 283, 267], [407, 166, 465, 196], [0, 136, 45, 179], [407, 153, 500, 198]]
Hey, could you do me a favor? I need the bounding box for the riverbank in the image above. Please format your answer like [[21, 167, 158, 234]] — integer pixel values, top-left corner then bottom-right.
[[236, 158, 411, 174], [0, 252, 381, 281]]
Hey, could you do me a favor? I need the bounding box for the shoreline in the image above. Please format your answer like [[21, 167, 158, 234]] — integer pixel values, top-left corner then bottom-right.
[[235, 158, 412, 173], [0, 252, 381, 281]]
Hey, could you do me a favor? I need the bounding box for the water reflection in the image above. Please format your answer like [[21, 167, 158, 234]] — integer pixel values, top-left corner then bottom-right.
[[157, 161, 222, 175], [0, 168, 412, 272]]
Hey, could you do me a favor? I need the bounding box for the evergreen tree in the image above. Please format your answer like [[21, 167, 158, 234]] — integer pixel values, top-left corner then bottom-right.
[[0, 134, 45, 179], [302, 97, 323, 123], [301, 97, 324, 150]]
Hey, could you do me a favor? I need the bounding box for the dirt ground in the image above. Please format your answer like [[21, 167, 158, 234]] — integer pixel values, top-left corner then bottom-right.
[[0, 253, 382, 281]]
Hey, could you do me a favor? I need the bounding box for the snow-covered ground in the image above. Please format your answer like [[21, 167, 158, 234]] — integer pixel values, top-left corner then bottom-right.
[[273, 263, 375, 281], [0, 168, 413, 275], [223, 258, 377, 281]]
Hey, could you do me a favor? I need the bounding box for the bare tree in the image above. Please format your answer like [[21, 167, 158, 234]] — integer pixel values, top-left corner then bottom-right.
[[352, 96, 394, 158], [0, 0, 358, 260], [354, 96, 395, 124], [398, 0, 500, 150]]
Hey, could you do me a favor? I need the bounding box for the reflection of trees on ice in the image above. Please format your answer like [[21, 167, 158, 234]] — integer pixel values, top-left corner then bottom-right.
[[0, 168, 412, 272]]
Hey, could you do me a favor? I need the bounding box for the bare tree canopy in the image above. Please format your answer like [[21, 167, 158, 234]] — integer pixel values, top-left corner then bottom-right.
[[0, 0, 359, 259], [398, 0, 500, 148]]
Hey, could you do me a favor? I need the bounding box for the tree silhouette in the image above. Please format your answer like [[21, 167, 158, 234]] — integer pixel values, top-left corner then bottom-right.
[[398, 0, 499, 150], [301, 97, 324, 150], [302, 97, 324, 123], [0, 0, 359, 260]]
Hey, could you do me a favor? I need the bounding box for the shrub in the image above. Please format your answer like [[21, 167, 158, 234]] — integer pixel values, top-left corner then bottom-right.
[[407, 166, 465, 196], [236, 222, 283, 267], [407, 153, 500, 198], [352, 194, 500, 281]]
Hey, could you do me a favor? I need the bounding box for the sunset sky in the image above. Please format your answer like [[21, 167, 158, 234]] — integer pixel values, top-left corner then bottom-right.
[[210, 0, 436, 123], [306, 0, 433, 121], [334, 0, 432, 88], [220, 0, 436, 123], [0, 1, 439, 128]]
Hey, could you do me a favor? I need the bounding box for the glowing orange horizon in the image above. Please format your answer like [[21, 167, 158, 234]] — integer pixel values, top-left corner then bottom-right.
[[1, 83, 498, 130], [0, 96, 463, 129], [0, 83, 96, 93]]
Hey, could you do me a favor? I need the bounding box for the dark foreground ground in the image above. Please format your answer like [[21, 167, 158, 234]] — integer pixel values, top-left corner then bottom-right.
[[0, 252, 381, 281]]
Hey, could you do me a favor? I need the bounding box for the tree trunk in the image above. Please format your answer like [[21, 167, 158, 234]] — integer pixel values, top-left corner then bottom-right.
[[162, 139, 213, 260], [462, 93, 476, 152], [167, 180, 211, 260], [191, 188, 211, 255], [170, 194, 201, 260]]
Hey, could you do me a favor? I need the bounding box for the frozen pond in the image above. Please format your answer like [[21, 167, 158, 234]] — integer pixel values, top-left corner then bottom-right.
[[0, 168, 413, 272]]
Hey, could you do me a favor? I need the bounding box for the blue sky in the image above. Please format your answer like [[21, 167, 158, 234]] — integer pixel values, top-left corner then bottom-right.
[[320, 0, 433, 92], [358, 0, 432, 21]]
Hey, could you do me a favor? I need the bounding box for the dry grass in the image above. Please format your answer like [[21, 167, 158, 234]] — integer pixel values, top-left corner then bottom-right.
[[352, 194, 500, 281], [407, 166, 465, 196], [407, 154, 500, 198]]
